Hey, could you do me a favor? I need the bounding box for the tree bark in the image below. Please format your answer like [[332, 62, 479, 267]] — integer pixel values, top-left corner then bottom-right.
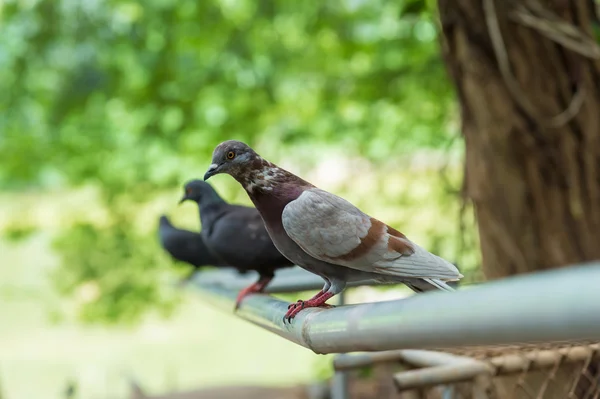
[[439, 0, 600, 279], [438, 0, 600, 397]]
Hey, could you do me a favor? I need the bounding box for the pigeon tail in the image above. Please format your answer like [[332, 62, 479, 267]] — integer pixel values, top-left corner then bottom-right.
[[159, 214, 172, 226], [405, 278, 456, 293]]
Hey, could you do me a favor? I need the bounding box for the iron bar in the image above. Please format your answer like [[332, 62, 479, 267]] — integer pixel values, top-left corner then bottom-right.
[[192, 262, 600, 354], [331, 291, 349, 399], [191, 266, 382, 294], [334, 350, 487, 371], [393, 363, 490, 391]]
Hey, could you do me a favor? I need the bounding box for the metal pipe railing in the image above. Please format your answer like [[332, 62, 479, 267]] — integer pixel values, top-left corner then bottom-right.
[[191, 266, 383, 293], [332, 344, 600, 392], [333, 350, 492, 391], [191, 262, 600, 355]]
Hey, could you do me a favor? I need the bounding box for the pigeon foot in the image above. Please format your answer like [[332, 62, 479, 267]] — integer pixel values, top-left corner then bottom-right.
[[283, 292, 334, 323], [287, 290, 324, 309], [234, 276, 273, 311]]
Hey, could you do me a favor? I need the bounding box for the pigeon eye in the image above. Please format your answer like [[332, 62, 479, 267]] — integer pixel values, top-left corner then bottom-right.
[[226, 151, 235, 160]]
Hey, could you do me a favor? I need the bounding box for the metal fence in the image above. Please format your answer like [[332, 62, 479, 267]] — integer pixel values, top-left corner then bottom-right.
[[190, 263, 600, 399], [334, 343, 600, 399]]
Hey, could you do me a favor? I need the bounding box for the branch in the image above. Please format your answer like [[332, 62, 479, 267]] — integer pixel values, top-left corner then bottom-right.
[[483, 0, 588, 128]]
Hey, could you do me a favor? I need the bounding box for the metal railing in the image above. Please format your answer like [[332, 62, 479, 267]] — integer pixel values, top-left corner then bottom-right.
[[332, 343, 600, 397], [190, 262, 600, 398], [192, 266, 383, 294], [192, 263, 600, 352]]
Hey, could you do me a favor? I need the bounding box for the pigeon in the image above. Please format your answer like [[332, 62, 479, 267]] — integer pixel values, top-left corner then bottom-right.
[[158, 215, 230, 283], [179, 180, 295, 309], [203, 141, 463, 322]]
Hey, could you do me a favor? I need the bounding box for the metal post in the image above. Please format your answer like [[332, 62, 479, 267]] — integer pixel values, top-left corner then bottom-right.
[[331, 291, 349, 399]]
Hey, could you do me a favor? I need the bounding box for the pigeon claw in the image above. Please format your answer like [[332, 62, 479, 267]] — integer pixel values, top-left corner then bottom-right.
[[233, 277, 273, 313], [287, 290, 324, 310], [234, 285, 256, 312], [282, 292, 335, 324], [283, 301, 305, 323], [287, 300, 304, 309], [234, 299, 243, 312]]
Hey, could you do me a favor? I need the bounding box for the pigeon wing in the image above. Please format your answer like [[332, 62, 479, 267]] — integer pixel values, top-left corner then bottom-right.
[[158, 217, 227, 267], [206, 206, 282, 266], [281, 188, 461, 280]]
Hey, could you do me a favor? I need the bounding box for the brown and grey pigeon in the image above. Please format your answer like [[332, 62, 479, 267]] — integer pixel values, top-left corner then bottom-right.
[[179, 180, 294, 309], [158, 214, 231, 283], [203, 141, 463, 322]]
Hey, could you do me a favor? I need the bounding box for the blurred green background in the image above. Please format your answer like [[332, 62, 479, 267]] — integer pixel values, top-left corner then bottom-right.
[[0, 0, 481, 398]]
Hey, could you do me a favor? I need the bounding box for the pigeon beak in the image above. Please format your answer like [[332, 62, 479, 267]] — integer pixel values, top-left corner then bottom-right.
[[178, 196, 187, 205], [203, 163, 219, 181]]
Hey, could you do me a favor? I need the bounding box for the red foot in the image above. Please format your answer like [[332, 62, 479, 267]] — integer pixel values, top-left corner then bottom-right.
[[287, 290, 325, 309], [234, 276, 272, 311], [283, 292, 334, 323]]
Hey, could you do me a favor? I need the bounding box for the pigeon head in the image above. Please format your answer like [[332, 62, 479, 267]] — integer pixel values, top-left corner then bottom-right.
[[204, 140, 311, 195], [179, 179, 222, 205], [203, 140, 260, 181]]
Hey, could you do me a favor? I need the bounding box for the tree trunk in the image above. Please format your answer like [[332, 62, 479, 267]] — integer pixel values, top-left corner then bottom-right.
[[438, 0, 600, 397], [439, 0, 600, 278]]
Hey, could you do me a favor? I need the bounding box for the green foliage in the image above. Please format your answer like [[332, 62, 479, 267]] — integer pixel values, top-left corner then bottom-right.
[[1, 0, 454, 191], [51, 218, 180, 325], [2, 223, 37, 242], [0, 0, 471, 325]]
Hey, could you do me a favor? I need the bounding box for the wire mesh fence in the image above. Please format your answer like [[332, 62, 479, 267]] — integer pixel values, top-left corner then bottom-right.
[[338, 342, 600, 399], [435, 342, 600, 399]]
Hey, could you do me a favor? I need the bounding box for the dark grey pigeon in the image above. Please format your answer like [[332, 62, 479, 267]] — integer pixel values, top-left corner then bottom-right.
[[203, 141, 463, 322], [158, 215, 231, 283], [179, 180, 294, 309]]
